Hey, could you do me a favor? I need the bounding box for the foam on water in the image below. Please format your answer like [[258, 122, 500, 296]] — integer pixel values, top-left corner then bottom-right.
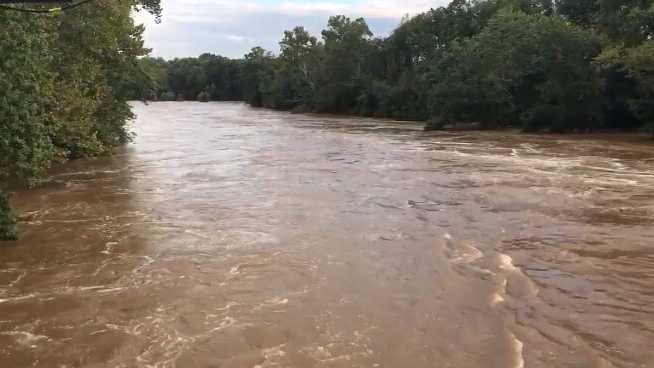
[[491, 279, 508, 306], [263, 346, 288, 358], [96, 287, 126, 294], [78, 285, 107, 291], [207, 316, 242, 334], [509, 333, 525, 368], [183, 229, 210, 239], [2, 331, 51, 348], [265, 296, 289, 305], [498, 253, 519, 272], [100, 241, 119, 255], [0, 293, 38, 304], [5, 102, 654, 367], [443, 234, 483, 265]]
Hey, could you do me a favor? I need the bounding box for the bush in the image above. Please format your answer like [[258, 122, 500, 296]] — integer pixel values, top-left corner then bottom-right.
[[1, 2, 160, 240], [0, 13, 57, 185]]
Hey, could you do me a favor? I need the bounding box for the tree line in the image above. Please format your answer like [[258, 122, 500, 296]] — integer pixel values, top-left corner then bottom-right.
[[0, 0, 161, 239], [130, 0, 654, 136]]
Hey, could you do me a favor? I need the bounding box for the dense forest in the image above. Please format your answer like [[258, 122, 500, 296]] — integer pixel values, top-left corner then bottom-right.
[[0, 0, 161, 239], [130, 0, 654, 135]]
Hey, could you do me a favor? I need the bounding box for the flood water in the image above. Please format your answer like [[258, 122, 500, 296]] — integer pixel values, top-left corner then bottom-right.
[[2, 102, 654, 368]]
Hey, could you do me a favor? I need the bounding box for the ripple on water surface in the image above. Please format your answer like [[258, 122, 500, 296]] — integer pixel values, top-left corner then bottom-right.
[[2, 102, 654, 367]]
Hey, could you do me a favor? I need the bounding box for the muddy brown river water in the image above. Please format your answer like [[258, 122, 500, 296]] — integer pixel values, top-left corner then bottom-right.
[[2, 102, 654, 368]]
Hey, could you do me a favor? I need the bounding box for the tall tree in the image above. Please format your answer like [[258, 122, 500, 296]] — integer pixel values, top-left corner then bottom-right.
[[315, 16, 372, 112], [241, 47, 276, 107], [430, 10, 602, 131], [273, 27, 321, 108]]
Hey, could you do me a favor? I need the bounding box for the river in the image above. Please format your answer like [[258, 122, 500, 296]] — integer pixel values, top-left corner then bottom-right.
[[2, 102, 654, 367]]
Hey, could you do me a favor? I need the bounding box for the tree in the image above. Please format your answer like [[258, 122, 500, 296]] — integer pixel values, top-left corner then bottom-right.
[[167, 58, 207, 100], [124, 57, 170, 100], [1, 0, 161, 239], [240, 47, 275, 107], [202, 54, 243, 100], [593, 0, 654, 46], [272, 27, 321, 108], [0, 12, 54, 240], [597, 41, 654, 137], [556, 0, 597, 26], [429, 10, 602, 131], [0, 12, 56, 185], [315, 16, 373, 112]]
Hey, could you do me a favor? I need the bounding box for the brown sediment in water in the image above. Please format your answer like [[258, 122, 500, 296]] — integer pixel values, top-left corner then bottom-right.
[[1, 101, 653, 367]]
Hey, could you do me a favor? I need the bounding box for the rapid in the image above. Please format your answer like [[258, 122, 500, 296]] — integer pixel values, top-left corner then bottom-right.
[[1, 102, 653, 367]]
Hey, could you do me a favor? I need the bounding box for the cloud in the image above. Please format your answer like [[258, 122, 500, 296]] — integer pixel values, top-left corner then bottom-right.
[[134, 0, 450, 59], [224, 34, 252, 43], [277, 0, 438, 18]]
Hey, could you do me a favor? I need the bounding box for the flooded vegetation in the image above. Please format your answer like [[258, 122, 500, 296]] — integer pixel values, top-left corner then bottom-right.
[[1, 102, 653, 367]]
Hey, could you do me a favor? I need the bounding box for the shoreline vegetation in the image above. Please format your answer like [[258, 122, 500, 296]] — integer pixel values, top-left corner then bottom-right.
[[3, 0, 654, 240], [0, 0, 162, 240]]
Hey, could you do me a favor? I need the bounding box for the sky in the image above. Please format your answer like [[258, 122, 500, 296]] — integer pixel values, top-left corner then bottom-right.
[[133, 0, 451, 59]]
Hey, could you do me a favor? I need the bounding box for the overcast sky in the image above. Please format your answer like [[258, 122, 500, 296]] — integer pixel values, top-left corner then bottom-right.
[[133, 0, 450, 59]]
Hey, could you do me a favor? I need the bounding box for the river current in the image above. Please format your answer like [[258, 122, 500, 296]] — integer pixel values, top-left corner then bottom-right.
[[2, 102, 654, 367]]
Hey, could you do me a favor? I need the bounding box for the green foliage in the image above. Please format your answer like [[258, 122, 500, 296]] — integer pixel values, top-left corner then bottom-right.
[[1, 0, 160, 238], [556, 0, 597, 26], [431, 10, 602, 131], [197, 91, 210, 102], [0, 12, 57, 186], [313, 16, 373, 113], [128, 54, 245, 102], [271, 27, 320, 109], [241, 47, 276, 107], [593, 0, 654, 46], [429, 38, 515, 128], [124, 57, 169, 100], [597, 41, 654, 136], [0, 191, 17, 241], [622, 41, 654, 135], [167, 58, 207, 100]]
